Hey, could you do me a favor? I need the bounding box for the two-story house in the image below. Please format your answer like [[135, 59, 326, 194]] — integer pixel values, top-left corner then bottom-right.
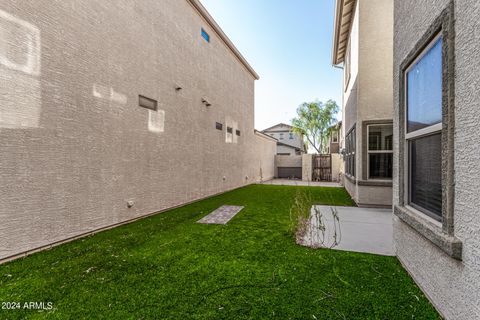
[[332, 0, 394, 207], [262, 123, 307, 156], [0, 0, 276, 262]]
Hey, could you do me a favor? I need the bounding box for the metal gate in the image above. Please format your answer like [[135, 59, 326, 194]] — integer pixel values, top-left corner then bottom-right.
[[313, 154, 332, 181]]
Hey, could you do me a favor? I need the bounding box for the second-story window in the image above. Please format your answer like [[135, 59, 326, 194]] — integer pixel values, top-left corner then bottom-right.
[[279, 133, 284, 140], [289, 132, 294, 139], [201, 28, 210, 42], [332, 131, 338, 143]]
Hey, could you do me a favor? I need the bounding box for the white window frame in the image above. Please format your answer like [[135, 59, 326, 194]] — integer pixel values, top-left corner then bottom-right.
[[403, 33, 443, 224], [367, 124, 393, 180]]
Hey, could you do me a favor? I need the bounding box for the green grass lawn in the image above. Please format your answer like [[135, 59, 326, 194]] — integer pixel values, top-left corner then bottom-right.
[[0, 185, 439, 319]]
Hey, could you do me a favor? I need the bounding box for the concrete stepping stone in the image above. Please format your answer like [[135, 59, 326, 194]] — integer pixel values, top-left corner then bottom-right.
[[197, 205, 244, 224]]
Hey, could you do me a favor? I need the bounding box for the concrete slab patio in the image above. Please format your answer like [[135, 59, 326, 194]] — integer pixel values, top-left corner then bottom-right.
[[260, 179, 341, 187], [301, 205, 394, 256]]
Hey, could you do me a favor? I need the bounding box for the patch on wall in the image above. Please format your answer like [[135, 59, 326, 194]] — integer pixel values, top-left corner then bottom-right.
[[0, 9, 41, 76], [225, 117, 238, 144], [92, 84, 127, 105], [0, 9, 41, 128], [148, 109, 165, 133]]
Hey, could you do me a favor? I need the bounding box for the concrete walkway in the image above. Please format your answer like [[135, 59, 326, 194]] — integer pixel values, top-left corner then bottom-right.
[[300, 205, 394, 256], [260, 179, 341, 187]]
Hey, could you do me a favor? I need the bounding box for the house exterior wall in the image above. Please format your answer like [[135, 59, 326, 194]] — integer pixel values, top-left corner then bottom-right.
[[0, 0, 275, 261], [393, 0, 480, 318], [276, 144, 297, 156], [338, 0, 393, 207]]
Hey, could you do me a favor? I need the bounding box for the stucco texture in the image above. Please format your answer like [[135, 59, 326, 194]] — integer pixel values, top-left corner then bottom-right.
[[393, 0, 480, 318], [0, 0, 275, 261]]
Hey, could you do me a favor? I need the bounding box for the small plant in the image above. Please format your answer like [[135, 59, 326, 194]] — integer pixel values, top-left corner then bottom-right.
[[289, 190, 312, 239], [290, 190, 341, 248]]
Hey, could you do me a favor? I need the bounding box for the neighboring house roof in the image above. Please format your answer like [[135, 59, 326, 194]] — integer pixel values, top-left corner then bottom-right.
[[277, 141, 304, 153], [262, 123, 294, 132], [332, 0, 357, 65], [186, 0, 259, 80], [328, 121, 342, 130], [254, 130, 278, 142], [277, 139, 301, 150]]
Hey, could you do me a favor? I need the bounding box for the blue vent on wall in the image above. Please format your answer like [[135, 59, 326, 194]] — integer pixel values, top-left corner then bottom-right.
[[201, 28, 210, 42]]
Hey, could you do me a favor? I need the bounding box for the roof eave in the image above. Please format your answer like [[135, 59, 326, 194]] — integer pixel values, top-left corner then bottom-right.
[[331, 0, 357, 65]]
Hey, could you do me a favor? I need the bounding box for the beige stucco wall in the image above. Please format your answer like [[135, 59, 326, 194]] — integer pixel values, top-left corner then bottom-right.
[[302, 154, 313, 181], [275, 155, 302, 169], [331, 153, 342, 182], [339, 0, 393, 207], [276, 144, 297, 155], [393, 0, 480, 318], [0, 0, 275, 261]]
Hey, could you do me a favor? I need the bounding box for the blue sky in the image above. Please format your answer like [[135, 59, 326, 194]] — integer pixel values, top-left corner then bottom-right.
[[200, 0, 342, 130]]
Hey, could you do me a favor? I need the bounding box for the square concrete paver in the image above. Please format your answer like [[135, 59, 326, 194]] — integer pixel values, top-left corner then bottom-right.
[[197, 205, 244, 224], [300, 205, 394, 256]]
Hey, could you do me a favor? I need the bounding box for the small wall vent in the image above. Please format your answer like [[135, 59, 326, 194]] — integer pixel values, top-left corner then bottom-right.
[[139, 95, 157, 110]]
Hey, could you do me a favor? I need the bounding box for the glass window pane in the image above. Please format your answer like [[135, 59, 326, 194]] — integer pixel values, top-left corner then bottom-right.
[[369, 153, 393, 179], [409, 133, 442, 220], [407, 37, 443, 133], [201, 28, 210, 42], [368, 125, 393, 151]]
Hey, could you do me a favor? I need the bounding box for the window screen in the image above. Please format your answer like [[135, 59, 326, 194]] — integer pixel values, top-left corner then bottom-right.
[[409, 133, 442, 220]]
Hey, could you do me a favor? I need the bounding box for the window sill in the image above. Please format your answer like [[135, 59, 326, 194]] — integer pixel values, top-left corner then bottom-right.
[[393, 205, 462, 260], [344, 174, 356, 183]]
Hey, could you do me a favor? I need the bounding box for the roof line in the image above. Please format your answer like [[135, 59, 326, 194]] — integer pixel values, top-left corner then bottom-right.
[[254, 130, 278, 142], [261, 123, 294, 132], [276, 141, 301, 150], [186, 0, 259, 80]]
